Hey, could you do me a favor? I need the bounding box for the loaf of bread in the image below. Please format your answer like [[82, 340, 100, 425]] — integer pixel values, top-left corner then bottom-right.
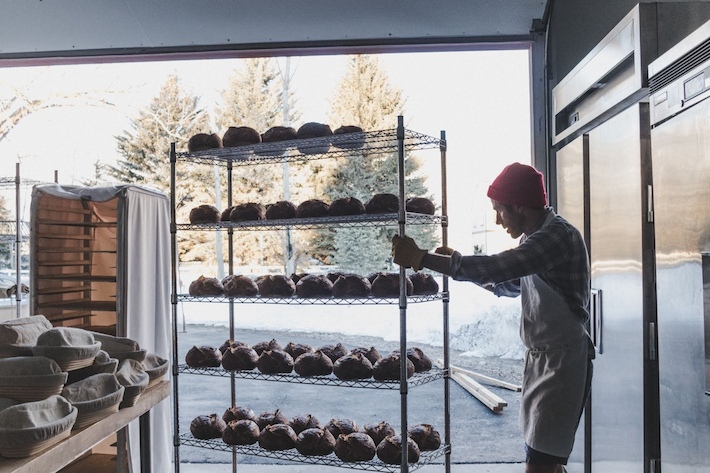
[[296, 199, 330, 218], [189, 204, 221, 224], [333, 352, 373, 380], [293, 350, 334, 377], [188, 133, 222, 153], [222, 275, 259, 297], [258, 423, 298, 451], [370, 273, 413, 297], [376, 435, 421, 464], [334, 432, 376, 462], [256, 349, 294, 374], [325, 418, 359, 439], [406, 197, 436, 215], [409, 272, 439, 295], [185, 345, 222, 368], [222, 419, 260, 445], [284, 342, 314, 360], [332, 274, 371, 298], [289, 414, 321, 435], [328, 197, 365, 216], [229, 202, 266, 222], [408, 423, 442, 451], [223, 406, 256, 424], [296, 427, 336, 456], [257, 275, 296, 297], [188, 276, 224, 296], [332, 125, 365, 149], [365, 193, 399, 214], [349, 346, 382, 365], [221, 345, 259, 371], [317, 343, 348, 363], [295, 274, 333, 298], [190, 413, 226, 439], [222, 126, 261, 148], [362, 421, 394, 446], [265, 201, 297, 220], [256, 126, 297, 156], [296, 122, 333, 155], [372, 352, 415, 381], [252, 339, 282, 355], [255, 409, 289, 430]]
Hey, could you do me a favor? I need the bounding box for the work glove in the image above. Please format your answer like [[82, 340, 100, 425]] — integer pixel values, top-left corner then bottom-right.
[[435, 245, 454, 256], [391, 235, 427, 271]]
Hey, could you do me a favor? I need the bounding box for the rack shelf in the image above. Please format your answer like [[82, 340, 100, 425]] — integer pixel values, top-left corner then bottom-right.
[[179, 435, 449, 473], [177, 365, 446, 389], [178, 293, 445, 305], [177, 129, 442, 167]]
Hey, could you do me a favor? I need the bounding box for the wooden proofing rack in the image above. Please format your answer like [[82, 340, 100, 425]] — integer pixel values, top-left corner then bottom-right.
[[30, 191, 118, 332]]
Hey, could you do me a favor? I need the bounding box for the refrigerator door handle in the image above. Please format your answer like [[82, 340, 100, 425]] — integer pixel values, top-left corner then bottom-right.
[[591, 288, 603, 354]]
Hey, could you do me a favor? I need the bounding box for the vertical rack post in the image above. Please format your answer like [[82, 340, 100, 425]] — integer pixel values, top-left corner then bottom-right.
[[226, 159, 238, 473], [396, 115, 409, 472], [169, 143, 181, 473], [440, 131, 452, 473], [15, 163, 22, 318]]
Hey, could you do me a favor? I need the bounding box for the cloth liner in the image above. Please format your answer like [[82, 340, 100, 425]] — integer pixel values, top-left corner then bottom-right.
[[91, 332, 146, 362], [32, 327, 101, 371], [0, 356, 68, 402], [115, 359, 149, 408], [62, 373, 125, 429], [66, 350, 119, 385], [0, 397, 18, 412], [0, 315, 53, 358], [0, 395, 77, 458], [142, 353, 169, 387]]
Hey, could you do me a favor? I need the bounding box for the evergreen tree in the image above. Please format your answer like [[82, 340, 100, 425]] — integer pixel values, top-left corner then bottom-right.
[[313, 55, 438, 273], [99, 75, 216, 263], [213, 58, 302, 268]]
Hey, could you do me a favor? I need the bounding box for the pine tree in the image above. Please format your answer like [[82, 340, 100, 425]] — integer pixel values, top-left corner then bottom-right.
[[99, 75, 216, 263], [311, 55, 438, 273], [213, 58, 302, 268]]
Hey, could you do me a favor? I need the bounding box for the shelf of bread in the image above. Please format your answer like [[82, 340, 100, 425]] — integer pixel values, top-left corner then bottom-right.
[[178, 212, 445, 232], [178, 365, 446, 389], [177, 128, 442, 167], [179, 434, 449, 472], [178, 293, 445, 305]]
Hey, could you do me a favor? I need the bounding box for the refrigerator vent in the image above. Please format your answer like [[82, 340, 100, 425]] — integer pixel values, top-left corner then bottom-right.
[[649, 38, 710, 93]]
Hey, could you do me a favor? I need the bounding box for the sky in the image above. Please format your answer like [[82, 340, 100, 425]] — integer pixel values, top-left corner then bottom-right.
[[0, 49, 532, 253]]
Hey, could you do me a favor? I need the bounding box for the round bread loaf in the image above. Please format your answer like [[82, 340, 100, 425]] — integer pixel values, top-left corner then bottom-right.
[[409, 272, 439, 295], [255, 409, 289, 430], [329, 197, 365, 216], [332, 125, 365, 149], [363, 421, 395, 446], [289, 414, 321, 435], [334, 432, 376, 462], [190, 413, 226, 439], [256, 349, 294, 374], [294, 350, 334, 377], [372, 352, 415, 381], [284, 342, 313, 360], [332, 274, 372, 298], [333, 352, 373, 380], [376, 435, 421, 464], [408, 423, 442, 451], [317, 343, 348, 363], [365, 193, 399, 214], [296, 274, 333, 298], [220, 206, 234, 221], [325, 418, 359, 439], [188, 275, 224, 296], [189, 204, 221, 224], [222, 419, 260, 445], [256, 126, 297, 156], [219, 339, 247, 354], [406, 197, 436, 215], [296, 199, 330, 218], [350, 346, 382, 365], [185, 345, 222, 368], [223, 406, 256, 423], [222, 126, 261, 148], [188, 133, 222, 153], [296, 122, 333, 155], [370, 273, 413, 298], [221, 345, 259, 371], [296, 427, 336, 456], [290, 272, 309, 284], [252, 339, 282, 355], [229, 202, 266, 222], [258, 423, 298, 451], [405, 347, 433, 372], [222, 275, 259, 297], [265, 201, 297, 220], [257, 275, 296, 297]]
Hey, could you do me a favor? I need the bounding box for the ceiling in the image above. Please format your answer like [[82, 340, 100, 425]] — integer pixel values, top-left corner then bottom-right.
[[0, 0, 548, 65]]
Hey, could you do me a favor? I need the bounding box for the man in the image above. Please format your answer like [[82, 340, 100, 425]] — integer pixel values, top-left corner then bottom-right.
[[392, 162, 592, 473]]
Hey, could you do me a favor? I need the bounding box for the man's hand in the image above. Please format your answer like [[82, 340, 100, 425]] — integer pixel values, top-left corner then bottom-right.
[[391, 235, 428, 271], [434, 246, 454, 256]]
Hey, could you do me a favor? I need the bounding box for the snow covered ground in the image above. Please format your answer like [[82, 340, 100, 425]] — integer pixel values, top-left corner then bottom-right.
[[179, 275, 525, 360]]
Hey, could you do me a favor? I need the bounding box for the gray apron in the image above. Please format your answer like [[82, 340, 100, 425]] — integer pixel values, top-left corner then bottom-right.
[[519, 269, 591, 458]]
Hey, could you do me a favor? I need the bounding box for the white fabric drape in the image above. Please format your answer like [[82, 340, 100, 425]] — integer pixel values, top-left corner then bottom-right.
[[121, 187, 172, 473]]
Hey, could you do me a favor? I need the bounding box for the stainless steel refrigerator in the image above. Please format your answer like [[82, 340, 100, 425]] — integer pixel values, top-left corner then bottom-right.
[[648, 19, 710, 473]]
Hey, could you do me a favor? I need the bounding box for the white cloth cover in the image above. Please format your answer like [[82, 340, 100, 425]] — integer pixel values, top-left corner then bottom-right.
[[62, 373, 125, 413], [0, 395, 77, 452], [91, 332, 146, 362], [0, 356, 67, 387], [119, 187, 172, 473], [0, 315, 53, 357], [32, 327, 101, 363]]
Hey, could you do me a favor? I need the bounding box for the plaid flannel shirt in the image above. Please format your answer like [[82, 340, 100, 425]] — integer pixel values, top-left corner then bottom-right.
[[450, 209, 590, 322]]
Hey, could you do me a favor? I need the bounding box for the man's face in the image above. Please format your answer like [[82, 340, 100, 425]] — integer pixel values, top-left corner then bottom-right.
[[492, 200, 524, 239]]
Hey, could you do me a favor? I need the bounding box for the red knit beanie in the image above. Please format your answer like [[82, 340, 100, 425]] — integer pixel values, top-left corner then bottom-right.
[[487, 162, 547, 208]]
